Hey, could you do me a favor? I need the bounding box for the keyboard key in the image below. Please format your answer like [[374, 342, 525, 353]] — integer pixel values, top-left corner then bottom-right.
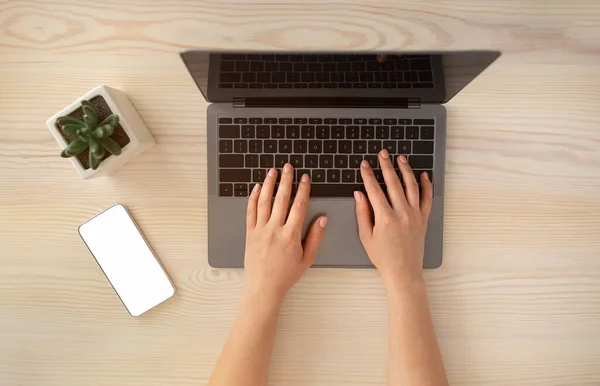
[[350, 155, 363, 168], [375, 126, 389, 139], [249, 118, 263, 124], [339, 140, 352, 154], [323, 118, 337, 124], [361, 126, 375, 139], [365, 155, 378, 168], [413, 141, 434, 154], [405, 71, 418, 82], [346, 126, 359, 139], [301, 72, 315, 82], [354, 118, 367, 125], [331, 126, 344, 139], [398, 141, 411, 154], [339, 118, 352, 124], [320, 155, 334, 168], [391, 126, 404, 139], [271, 125, 285, 138], [219, 117, 233, 124], [242, 72, 256, 82], [272, 72, 286, 82], [368, 118, 382, 125], [294, 118, 307, 124], [257, 72, 271, 82], [220, 169, 250, 182], [220, 61, 235, 72], [287, 72, 300, 82], [286, 125, 300, 139], [327, 170, 341, 182], [316, 126, 330, 139], [290, 154, 303, 168], [324, 140, 337, 153], [419, 71, 433, 82], [249, 140, 262, 153], [372, 169, 384, 183], [234, 183, 248, 197], [353, 141, 367, 154], [279, 63, 293, 72], [357, 170, 363, 183], [279, 140, 293, 153], [265, 117, 278, 124], [275, 155, 288, 168], [312, 169, 326, 182], [301, 125, 315, 138], [279, 118, 292, 124], [219, 140, 232, 153], [398, 119, 412, 125], [324, 83, 336, 88], [294, 63, 308, 72], [264, 140, 277, 153], [305, 155, 319, 168], [234, 140, 247, 153], [245, 154, 259, 167], [219, 125, 240, 138], [294, 140, 307, 153], [335, 155, 348, 168], [308, 118, 322, 124], [260, 155, 274, 168], [220, 183, 233, 196], [421, 126, 434, 139], [409, 155, 434, 169], [219, 154, 244, 167], [249, 61, 264, 71], [413, 170, 433, 182], [342, 169, 355, 182], [265, 62, 278, 71], [220, 73, 241, 83], [219, 83, 233, 88], [368, 140, 382, 154], [235, 61, 250, 72], [253, 169, 266, 182], [331, 73, 344, 82], [383, 141, 396, 153], [411, 59, 431, 70], [241, 125, 255, 138], [296, 169, 310, 183], [309, 140, 322, 153], [406, 126, 419, 139], [383, 118, 397, 125]]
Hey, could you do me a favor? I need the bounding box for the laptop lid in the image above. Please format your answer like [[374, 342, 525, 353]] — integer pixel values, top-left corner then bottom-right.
[[180, 50, 500, 105]]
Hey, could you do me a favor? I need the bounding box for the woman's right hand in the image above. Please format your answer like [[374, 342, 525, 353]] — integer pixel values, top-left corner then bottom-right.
[[354, 150, 433, 289]]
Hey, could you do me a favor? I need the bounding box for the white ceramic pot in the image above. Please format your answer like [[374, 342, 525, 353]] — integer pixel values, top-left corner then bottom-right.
[[46, 85, 155, 179]]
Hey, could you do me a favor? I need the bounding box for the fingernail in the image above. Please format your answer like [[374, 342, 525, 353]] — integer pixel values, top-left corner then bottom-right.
[[354, 191, 362, 202], [361, 160, 369, 168], [423, 172, 429, 181], [380, 149, 389, 159], [268, 168, 276, 177], [283, 163, 292, 173], [252, 183, 261, 193], [301, 173, 309, 182], [319, 217, 328, 228], [399, 155, 407, 163]]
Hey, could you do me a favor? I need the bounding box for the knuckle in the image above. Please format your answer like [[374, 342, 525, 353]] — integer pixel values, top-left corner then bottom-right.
[[293, 197, 306, 210]]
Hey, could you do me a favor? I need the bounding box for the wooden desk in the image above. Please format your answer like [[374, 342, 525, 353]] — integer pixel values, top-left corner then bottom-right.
[[1, 1, 599, 385]]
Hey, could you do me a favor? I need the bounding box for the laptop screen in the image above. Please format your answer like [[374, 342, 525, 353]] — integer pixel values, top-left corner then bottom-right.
[[180, 51, 500, 104]]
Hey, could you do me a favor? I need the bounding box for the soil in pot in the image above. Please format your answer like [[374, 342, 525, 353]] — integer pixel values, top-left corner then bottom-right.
[[57, 96, 131, 170]]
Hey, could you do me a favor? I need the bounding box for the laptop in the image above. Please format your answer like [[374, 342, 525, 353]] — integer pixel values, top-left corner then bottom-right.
[[180, 50, 500, 268]]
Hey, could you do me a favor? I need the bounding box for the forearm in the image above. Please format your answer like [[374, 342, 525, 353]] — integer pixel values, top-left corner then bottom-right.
[[385, 279, 448, 386], [209, 293, 282, 386]]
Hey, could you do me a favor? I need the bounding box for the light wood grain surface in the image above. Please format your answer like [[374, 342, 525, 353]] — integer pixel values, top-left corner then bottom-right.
[[1, 1, 600, 385]]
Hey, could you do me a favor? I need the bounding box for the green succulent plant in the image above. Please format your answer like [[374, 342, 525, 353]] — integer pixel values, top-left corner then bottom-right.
[[58, 100, 122, 170]]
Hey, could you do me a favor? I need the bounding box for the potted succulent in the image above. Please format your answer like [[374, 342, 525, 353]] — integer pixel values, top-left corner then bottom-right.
[[47, 86, 155, 178]]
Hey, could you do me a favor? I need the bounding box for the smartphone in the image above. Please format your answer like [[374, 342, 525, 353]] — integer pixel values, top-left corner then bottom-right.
[[78, 204, 175, 316]]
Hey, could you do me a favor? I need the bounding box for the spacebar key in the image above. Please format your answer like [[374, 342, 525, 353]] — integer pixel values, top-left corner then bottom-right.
[[310, 184, 364, 197]]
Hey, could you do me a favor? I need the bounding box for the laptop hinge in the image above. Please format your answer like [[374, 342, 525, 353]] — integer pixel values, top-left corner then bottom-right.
[[232, 97, 420, 109]]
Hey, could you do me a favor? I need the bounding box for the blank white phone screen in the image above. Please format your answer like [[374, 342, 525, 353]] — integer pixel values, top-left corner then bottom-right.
[[79, 204, 174, 316]]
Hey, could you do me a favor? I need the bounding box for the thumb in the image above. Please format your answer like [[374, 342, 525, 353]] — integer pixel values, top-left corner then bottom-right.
[[302, 216, 328, 266], [354, 191, 373, 242]]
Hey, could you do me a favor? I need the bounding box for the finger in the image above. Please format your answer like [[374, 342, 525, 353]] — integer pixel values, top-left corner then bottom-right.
[[397, 155, 419, 207], [302, 216, 328, 266], [246, 183, 261, 230], [360, 160, 390, 215], [286, 172, 310, 229], [354, 190, 373, 241], [270, 163, 294, 224], [376, 54, 387, 63], [257, 168, 277, 225], [378, 149, 408, 209], [420, 172, 433, 220]]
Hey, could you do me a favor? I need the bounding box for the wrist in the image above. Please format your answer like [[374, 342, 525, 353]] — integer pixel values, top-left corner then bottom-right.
[[382, 273, 426, 297], [241, 287, 285, 314]]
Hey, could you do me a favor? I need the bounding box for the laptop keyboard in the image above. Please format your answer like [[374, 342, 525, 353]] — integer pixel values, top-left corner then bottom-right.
[[218, 54, 434, 90], [217, 117, 435, 197]]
